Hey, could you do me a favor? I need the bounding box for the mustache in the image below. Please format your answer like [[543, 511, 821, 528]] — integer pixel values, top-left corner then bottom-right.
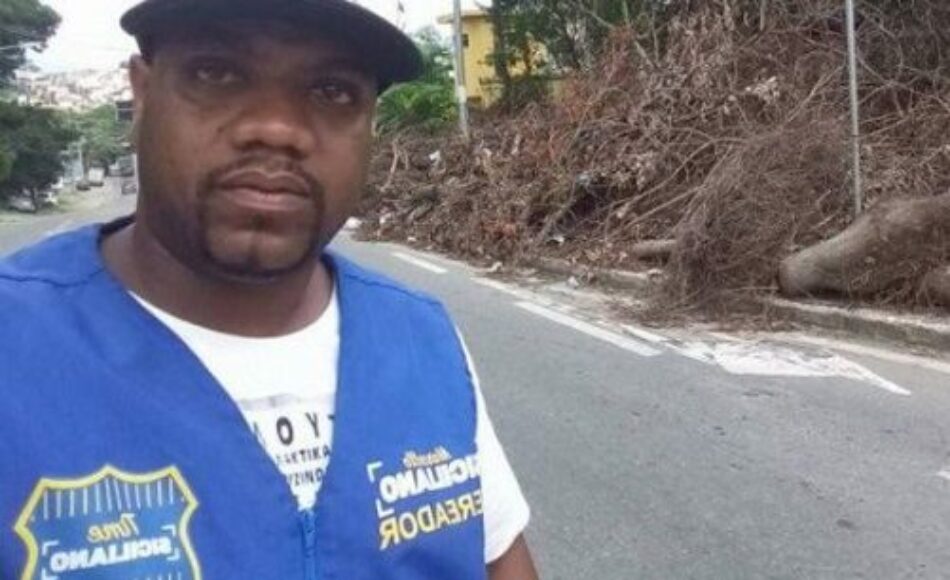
[[200, 155, 324, 198]]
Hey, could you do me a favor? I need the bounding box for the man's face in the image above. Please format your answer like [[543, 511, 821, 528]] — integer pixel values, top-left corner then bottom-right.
[[130, 19, 377, 282]]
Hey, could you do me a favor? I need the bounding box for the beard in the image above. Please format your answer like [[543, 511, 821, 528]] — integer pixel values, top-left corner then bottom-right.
[[196, 154, 327, 282], [139, 151, 328, 284]]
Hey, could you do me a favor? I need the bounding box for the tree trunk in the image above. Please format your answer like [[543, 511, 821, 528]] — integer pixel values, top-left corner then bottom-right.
[[27, 188, 39, 213], [488, 6, 513, 97], [779, 193, 950, 297]]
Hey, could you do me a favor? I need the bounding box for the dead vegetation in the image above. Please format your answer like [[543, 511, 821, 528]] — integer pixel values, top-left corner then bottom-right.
[[361, 0, 950, 313]]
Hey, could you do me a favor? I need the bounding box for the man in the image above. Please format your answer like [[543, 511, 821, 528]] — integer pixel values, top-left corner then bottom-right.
[[0, 1, 539, 578]]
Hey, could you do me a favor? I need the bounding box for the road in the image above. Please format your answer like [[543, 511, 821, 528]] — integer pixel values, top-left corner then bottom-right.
[[4, 199, 950, 579], [0, 180, 133, 253]]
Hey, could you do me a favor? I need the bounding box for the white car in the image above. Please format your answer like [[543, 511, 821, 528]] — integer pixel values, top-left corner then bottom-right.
[[7, 195, 36, 213], [39, 189, 59, 207], [87, 168, 105, 187]]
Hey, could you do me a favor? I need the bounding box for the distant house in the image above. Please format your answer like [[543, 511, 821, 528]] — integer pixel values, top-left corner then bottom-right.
[[14, 67, 131, 112], [438, 9, 551, 108]]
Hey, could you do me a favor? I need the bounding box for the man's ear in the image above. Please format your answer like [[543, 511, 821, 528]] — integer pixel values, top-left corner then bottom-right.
[[128, 55, 150, 140]]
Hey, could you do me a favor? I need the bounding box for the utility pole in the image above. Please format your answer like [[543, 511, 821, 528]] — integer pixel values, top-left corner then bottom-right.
[[845, 0, 863, 218], [452, 0, 471, 141], [77, 136, 86, 178]]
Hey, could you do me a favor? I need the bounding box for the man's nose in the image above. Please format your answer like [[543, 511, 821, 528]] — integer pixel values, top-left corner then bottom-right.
[[229, 88, 318, 158]]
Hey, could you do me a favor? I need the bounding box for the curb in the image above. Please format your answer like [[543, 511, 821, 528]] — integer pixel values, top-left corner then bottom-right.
[[528, 257, 950, 353], [762, 298, 950, 352], [532, 257, 662, 293]]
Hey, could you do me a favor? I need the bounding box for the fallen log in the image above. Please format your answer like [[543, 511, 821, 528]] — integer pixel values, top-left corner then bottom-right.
[[920, 266, 950, 307], [630, 239, 677, 261], [779, 193, 950, 297]]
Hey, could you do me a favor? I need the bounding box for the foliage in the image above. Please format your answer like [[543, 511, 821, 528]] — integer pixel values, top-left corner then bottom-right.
[[486, 0, 671, 110], [62, 105, 128, 171], [376, 28, 457, 134], [377, 83, 457, 135], [489, 0, 670, 72], [0, 101, 76, 204], [0, 1, 70, 207], [413, 27, 455, 85], [0, 147, 12, 183], [0, 0, 59, 87]]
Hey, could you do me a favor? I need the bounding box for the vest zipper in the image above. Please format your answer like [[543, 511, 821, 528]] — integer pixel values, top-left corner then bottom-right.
[[301, 509, 318, 580]]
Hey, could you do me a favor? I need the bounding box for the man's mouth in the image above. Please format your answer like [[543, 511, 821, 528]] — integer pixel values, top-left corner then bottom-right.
[[218, 170, 310, 197], [215, 170, 312, 212]]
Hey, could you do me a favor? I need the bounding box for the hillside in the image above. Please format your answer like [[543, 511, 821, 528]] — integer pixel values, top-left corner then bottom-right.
[[361, 0, 950, 314]]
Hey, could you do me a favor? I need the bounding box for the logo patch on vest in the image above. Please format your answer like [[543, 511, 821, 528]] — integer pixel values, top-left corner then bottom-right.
[[367, 447, 483, 551], [14, 465, 201, 580]]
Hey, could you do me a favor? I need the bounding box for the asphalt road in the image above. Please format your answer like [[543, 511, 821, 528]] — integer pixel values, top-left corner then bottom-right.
[[0, 181, 134, 253], [4, 198, 950, 579]]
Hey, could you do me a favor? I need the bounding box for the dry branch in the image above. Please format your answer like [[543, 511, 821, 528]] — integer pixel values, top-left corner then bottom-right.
[[361, 0, 950, 312]]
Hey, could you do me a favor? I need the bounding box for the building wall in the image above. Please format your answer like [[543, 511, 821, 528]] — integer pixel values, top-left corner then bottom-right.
[[452, 12, 555, 108], [461, 15, 500, 107]]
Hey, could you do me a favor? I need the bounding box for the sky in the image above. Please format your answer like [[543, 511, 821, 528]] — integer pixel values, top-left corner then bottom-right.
[[31, 0, 486, 72]]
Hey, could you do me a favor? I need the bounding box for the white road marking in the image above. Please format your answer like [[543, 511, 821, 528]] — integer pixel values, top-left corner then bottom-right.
[[474, 277, 555, 305], [778, 333, 950, 377], [474, 277, 516, 294], [668, 339, 911, 396], [621, 324, 669, 345], [516, 302, 661, 357], [392, 252, 448, 275], [707, 331, 744, 343], [938, 469, 950, 482], [622, 325, 911, 396], [388, 241, 918, 396]]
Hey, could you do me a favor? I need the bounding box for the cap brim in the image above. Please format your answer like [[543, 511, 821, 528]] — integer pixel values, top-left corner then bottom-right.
[[120, 0, 423, 90]]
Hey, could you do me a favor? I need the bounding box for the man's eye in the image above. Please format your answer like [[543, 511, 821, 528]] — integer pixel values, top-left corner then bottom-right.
[[193, 63, 243, 86], [312, 81, 358, 106]]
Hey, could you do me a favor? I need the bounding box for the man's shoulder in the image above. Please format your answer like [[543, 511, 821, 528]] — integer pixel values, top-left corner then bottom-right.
[[0, 226, 101, 290], [0, 229, 104, 369]]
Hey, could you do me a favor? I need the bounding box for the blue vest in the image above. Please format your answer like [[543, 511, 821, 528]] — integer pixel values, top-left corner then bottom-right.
[[0, 223, 486, 580]]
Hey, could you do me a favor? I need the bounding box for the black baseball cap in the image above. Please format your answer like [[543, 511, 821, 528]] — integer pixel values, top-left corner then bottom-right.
[[120, 0, 423, 90]]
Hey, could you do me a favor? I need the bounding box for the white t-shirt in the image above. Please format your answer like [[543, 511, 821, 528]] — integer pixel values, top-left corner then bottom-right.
[[135, 291, 530, 563]]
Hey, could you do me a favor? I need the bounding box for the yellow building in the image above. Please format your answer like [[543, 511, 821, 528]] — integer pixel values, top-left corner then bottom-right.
[[438, 10, 501, 107], [438, 9, 552, 108]]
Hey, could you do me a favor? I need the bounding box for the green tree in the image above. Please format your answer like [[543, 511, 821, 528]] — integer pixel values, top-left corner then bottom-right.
[[0, 0, 60, 87], [0, 101, 76, 208], [376, 28, 457, 134], [0, 147, 13, 183], [62, 105, 128, 171], [0, 0, 70, 210], [490, 0, 670, 72]]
